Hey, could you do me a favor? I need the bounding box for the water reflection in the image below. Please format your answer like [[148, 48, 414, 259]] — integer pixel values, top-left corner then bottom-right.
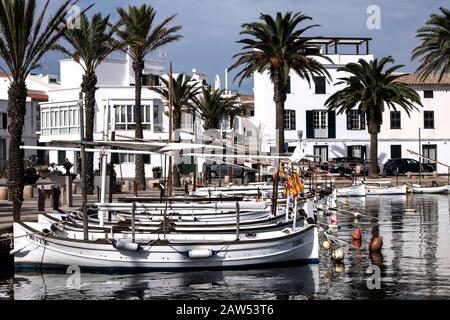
[[11, 265, 319, 300]]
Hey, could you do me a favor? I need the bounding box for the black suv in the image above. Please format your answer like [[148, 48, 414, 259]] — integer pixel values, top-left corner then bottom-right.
[[383, 158, 434, 176], [329, 157, 368, 176]]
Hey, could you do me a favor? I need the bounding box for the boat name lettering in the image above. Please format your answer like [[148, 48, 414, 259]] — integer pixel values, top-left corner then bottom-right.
[[292, 238, 304, 247], [27, 234, 48, 246]]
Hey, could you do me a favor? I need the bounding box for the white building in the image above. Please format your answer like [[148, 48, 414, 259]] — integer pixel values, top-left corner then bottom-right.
[[250, 37, 450, 174], [38, 55, 168, 178], [0, 73, 57, 172]]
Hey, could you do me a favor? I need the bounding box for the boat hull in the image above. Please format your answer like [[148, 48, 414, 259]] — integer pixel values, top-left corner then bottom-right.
[[365, 185, 407, 195], [336, 184, 366, 197], [411, 185, 450, 194], [13, 222, 319, 270]]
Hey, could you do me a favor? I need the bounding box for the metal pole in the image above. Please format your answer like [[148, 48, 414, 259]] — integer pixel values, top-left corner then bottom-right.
[[109, 102, 115, 205], [167, 63, 174, 198], [293, 197, 298, 230], [79, 92, 88, 241], [419, 128, 422, 186], [219, 124, 223, 187], [235, 201, 240, 241], [99, 102, 110, 228], [131, 201, 136, 243], [285, 191, 290, 222]]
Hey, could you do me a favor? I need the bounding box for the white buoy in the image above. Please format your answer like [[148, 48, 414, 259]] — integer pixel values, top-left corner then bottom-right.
[[332, 248, 345, 261], [186, 249, 215, 258]]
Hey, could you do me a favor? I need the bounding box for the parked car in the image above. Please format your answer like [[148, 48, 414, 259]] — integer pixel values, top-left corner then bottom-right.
[[328, 157, 369, 176], [209, 163, 244, 178], [383, 158, 434, 176]]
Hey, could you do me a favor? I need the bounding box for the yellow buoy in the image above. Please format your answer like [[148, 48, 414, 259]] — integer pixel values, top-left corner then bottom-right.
[[323, 240, 331, 250]]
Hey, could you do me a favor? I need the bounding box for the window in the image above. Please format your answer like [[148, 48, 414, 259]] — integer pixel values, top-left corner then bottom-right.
[[347, 110, 366, 130], [305, 47, 320, 55], [119, 153, 135, 163], [115, 105, 152, 130], [283, 110, 296, 130], [314, 77, 326, 94], [313, 110, 327, 129], [347, 145, 367, 159], [142, 74, 160, 87], [424, 111, 434, 129], [57, 150, 66, 164], [390, 145, 402, 159], [422, 145, 437, 170], [0, 113, 7, 129], [0, 139, 6, 169], [390, 111, 401, 129], [313, 146, 328, 163], [424, 90, 434, 99]]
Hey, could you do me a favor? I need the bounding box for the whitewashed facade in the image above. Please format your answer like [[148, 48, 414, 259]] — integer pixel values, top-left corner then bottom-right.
[[250, 37, 450, 174], [0, 73, 57, 172]]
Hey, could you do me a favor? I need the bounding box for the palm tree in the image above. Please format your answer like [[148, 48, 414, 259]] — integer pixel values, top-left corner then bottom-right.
[[0, 0, 82, 221], [116, 4, 182, 191], [193, 87, 238, 130], [325, 57, 422, 176], [56, 13, 120, 194], [412, 7, 450, 81], [229, 11, 330, 155], [151, 73, 200, 187], [151, 73, 200, 130]]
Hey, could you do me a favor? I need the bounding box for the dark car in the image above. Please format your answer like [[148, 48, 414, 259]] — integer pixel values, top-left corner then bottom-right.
[[383, 158, 434, 176], [328, 157, 369, 176]]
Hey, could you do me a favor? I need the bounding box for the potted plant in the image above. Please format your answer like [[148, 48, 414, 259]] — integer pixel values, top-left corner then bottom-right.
[[152, 166, 162, 179]]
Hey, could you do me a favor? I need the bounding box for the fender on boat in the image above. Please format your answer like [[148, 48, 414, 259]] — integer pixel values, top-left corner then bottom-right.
[[184, 249, 216, 258], [112, 240, 141, 251]]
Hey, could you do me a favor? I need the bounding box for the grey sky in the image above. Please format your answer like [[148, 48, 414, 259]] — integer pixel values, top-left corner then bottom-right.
[[38, 0, 449, 94]]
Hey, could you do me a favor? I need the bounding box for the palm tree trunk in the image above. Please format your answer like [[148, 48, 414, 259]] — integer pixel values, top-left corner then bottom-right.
[[272, 71, 287, 215], [133, 61, 146, 191], [173, 108, 182, 130], [369, 132, 379, 177], [7, 80, 27, 222], [81, 72, 97, 194]]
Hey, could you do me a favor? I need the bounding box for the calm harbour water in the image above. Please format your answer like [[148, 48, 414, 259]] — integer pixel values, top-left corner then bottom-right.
[[0, 194, 450, 300]]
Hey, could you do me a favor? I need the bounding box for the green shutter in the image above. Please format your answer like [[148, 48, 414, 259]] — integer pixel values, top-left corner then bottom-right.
[[328, 111, 336, 138], [306, 111, 314, 138]]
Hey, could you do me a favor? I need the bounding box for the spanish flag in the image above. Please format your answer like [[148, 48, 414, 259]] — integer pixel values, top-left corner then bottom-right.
[[291, 171, 304, 200]]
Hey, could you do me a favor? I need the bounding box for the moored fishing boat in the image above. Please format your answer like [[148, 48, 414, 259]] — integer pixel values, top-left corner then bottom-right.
[[410, 184, 450, 194], [12, 221, 319, 270], [336, 184, 366, 197], [365, 184, 407, 195]]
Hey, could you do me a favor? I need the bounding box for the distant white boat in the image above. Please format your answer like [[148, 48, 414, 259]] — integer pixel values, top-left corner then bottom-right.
[[365, 184, 407, 195], [336, 184, 366, 197], [411, 184, 450, 194]]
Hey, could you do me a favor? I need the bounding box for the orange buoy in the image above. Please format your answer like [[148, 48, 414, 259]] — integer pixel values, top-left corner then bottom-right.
[[352, 239, 362, 248], [369, 236, 384, 252], [352, 228, 362, 241]]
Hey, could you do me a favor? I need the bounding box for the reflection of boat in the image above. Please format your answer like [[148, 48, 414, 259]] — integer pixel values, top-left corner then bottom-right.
[[365, 183, 407, 195], [12, 221, 319, 270], [13, 264, 319, 299], [336, 184, 366, 197], [411, 184, 450, 194]]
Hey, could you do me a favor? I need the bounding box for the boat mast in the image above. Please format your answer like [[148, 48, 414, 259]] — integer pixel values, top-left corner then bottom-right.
[[167, 62, 174, 198], [79, 92, 88, 241]]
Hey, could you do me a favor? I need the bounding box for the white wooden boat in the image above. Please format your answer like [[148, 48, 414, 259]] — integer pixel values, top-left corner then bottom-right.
[[336, 184, 366, 197], [39, 211, 294, 234], [365, 184, 407, 195], [411, 184, 450, 194], [12, 221, 319, 270]]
